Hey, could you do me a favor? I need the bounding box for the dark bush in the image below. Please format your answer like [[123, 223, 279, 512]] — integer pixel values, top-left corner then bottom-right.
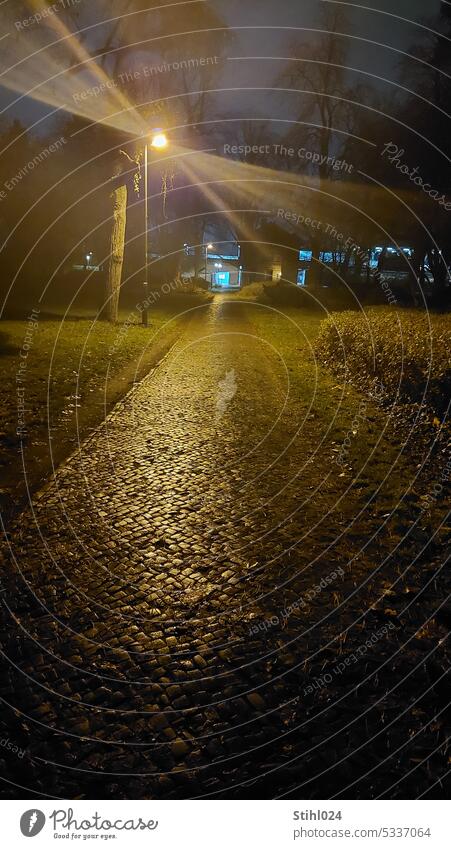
[[158, 276, 213, 309], [315, 308, 451, 417], [263, 281, 308, 307], [261, 282, 359, 311]]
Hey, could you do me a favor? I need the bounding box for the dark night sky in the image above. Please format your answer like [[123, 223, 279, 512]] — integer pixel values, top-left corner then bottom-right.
[[0, 0, 443, 131], [215, 0, 443, 123], [219, 0, 442, 87]]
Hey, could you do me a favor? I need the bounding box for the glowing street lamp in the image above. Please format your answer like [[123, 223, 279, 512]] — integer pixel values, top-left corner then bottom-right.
[[142, 130, 169, 327], [150, 131, 168, 150], [205, 243, 213, 286]]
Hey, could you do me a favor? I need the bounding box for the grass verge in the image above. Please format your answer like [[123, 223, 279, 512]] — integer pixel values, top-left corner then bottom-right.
[[315, 307, 451, 420], [0, 306, 182, 522]]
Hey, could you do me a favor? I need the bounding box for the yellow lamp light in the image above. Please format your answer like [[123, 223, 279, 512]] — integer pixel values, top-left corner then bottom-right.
[[151, 131, 168, 149]]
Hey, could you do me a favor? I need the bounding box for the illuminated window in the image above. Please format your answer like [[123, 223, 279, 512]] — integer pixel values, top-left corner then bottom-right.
[[297, 269, 306, 286], [212, 271, 230, 287]]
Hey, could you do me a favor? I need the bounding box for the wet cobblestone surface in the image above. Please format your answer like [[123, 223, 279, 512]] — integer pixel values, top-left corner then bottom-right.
[[0, 299, 449, 799]]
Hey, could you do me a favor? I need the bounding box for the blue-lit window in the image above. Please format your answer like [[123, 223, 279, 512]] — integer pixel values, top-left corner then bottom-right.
[[369, 246, 413, 268], [369, 247, 382, 268], [320, 251, 347, 264], [209, 253, 240, 261], [299, 250, 313, 262], [212, 271, 230, 286], [297, 269, 306, 286]]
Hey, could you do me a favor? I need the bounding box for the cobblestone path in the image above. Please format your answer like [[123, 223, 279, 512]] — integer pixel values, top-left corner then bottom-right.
[[0, 298, 449, 799]]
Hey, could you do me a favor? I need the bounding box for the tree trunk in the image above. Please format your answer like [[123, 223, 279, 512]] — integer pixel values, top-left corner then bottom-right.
[[105, 183, 127, 323]]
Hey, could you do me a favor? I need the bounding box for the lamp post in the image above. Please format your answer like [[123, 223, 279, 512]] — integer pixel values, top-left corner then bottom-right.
[[205, 243, 213, 288], [142, 130, 168, 327]]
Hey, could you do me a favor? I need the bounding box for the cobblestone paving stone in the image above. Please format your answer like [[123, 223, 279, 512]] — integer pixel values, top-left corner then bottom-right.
[[0, 298, 449, 799]]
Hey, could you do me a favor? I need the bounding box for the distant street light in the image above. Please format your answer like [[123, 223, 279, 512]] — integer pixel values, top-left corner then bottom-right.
[[205, 243, 213, 286], [142, 130, 169, 327]]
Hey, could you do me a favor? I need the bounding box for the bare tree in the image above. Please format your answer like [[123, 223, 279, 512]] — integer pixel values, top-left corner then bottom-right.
[[278, 6, 356, 181], [276, 6, 365, 286]]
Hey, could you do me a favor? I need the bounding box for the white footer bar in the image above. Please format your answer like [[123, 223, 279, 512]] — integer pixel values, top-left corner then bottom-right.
[[1, 800, 446, 848]]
